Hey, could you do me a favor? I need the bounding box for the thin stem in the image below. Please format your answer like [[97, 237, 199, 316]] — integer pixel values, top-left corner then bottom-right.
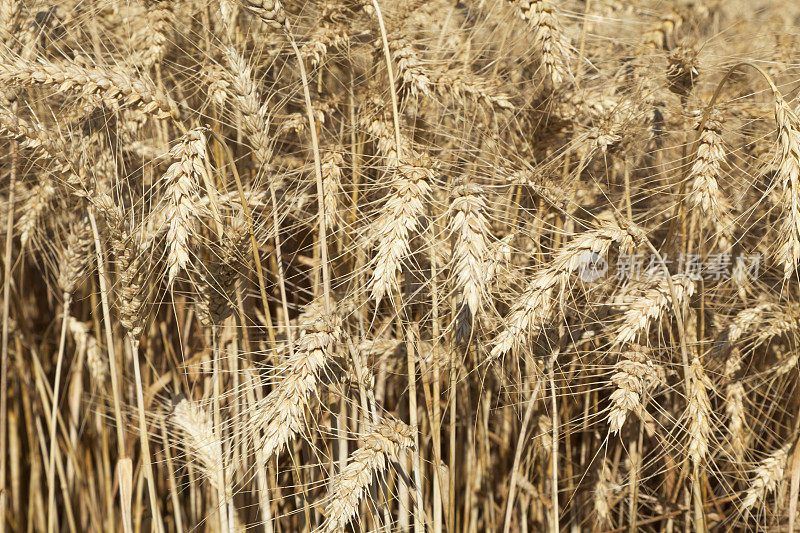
[[87, 208, 131, 533], [47, 295, 70, 533], [549, 358, 559, 533], [370, 0, 403, 154], [502, 381, 542, 533], [211, 326, 231, 533], [283, 23, 331, 315], [0, 134, 15, 533], [128, 336, 165, 533]]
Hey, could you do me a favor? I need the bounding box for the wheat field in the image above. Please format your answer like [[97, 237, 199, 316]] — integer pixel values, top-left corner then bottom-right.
[[1, 0, 800, 531]]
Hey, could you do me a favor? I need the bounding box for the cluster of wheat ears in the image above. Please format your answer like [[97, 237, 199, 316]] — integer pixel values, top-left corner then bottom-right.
[[2, 0, 800, 531]]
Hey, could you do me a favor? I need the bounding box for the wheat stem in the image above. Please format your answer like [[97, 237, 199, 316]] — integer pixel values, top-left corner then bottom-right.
[[0, 130, 14, 533]]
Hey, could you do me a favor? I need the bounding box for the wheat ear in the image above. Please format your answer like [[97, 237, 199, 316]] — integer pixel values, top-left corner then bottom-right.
[[250, 313, 341, 460], [67, 316, 105, 385], [0, 56, 179, 119], [0, 0, 20, 43], [492, 221, 641, 359], [607, 346, 658, 434], [238, 0, 286, 29], [513, 0, 571, 86], [170, 397, 231, 495], [741, 443, 790, 512], [613, 275, 696, 347], [369, 156, 433, 304], [449, 183, 492, 328], [774, 96, 800, 278], [688, 108, 726, 220], [321, 150, 344, 231], [224, 46, 275, 178], [137, 0, 174, 68], [723, 349, 747, 462], [686, 357, 712, 466], [322, 418, 415, 532], [162, 127, 208, 286], [195, 216, 248, 326]]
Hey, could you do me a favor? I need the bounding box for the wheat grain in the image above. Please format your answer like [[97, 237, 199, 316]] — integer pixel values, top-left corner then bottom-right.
[[239, 0, 286, 29]]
